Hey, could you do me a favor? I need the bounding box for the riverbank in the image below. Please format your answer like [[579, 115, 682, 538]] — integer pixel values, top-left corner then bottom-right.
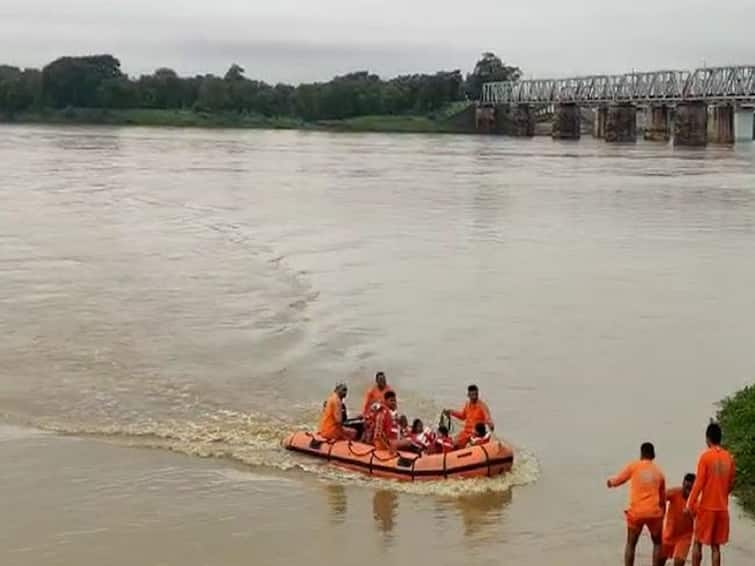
[[0, 106, 476, 134], [719, 384, 755, 513]]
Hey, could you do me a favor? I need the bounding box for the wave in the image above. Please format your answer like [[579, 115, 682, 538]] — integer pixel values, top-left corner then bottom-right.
[[2, 405, 538, 498]]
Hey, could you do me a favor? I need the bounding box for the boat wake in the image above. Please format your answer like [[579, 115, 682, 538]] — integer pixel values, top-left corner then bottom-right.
[[2, 404, 538, 498]]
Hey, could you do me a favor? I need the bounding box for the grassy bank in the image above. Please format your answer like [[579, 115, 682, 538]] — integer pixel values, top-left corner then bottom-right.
[[1, 108, 308, 129], [318, 115, 458, 133], [1, 106, 476, 134], [718, 384, 755, 513]]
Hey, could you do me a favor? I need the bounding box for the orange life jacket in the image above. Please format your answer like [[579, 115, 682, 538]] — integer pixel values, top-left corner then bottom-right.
[[373, 406, 397, 451], [469, 433, 491, 446], [410, 429, 435, 450], [434, 435, 455, 454]]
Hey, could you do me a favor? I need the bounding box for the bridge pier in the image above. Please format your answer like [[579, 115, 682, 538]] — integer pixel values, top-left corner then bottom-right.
[[511, 104, 535, 136], [593, 106, 608, 138], [605, 104, 637, 142], [552, 103, 581, 140], [708, 104, 735, 144], [644, 105, 671, 142], [673, 102, 708, 146], [475, 105, 497, 134], [734, 106, 754, 142]]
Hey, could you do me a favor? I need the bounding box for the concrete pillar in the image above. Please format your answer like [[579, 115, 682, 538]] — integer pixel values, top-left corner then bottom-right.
[[644, 106, 671, 142], [734, 106, 754, 142], [511, 104, 535, 137], [708, 105, 734, 144], [673, 102, 708, 147], [593, 106, 608, 138], [552, 103, 581, 140], [605, 103, 637, 143], [493, 104, 512, 135], [475, 105, 496, 134]]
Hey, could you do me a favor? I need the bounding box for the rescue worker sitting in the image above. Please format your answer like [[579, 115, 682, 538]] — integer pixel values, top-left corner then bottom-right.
[[373, 391, 412, 454], [318, 383, 357, 441]]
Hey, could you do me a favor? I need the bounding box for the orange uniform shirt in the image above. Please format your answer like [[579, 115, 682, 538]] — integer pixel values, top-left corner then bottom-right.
[[373, 407, 396, 451], [609, 459, 666, 519], [687, 447, 735, 512], [663, 488, 694, 541], [318, 392, 343, 439], [451, 400, 492, 435], [362, 385, 393, 416]]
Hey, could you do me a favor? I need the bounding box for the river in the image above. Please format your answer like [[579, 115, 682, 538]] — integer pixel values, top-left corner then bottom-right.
[[1, 125, 754, 565]]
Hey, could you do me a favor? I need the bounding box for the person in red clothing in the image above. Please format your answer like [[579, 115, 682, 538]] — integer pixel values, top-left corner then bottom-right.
[[372, 391, 411, 454], [360, 372, 392, 443], [432, 425, 455, 454], [362, 371, 393, 416], [660, 473, 696, 566], [469, 422, 491, 447], [397, 414, 410, 438], [607, 442, 667, 566], [443, 384, 495, 448], [686, 422, 736, 566], [407, 418, 435, 453]]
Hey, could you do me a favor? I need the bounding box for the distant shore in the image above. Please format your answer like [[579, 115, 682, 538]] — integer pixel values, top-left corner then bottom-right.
[[0, 107, 477, 135]]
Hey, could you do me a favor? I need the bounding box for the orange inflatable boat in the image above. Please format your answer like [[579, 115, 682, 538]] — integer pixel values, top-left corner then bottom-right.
[[283, 431, 514, 481]]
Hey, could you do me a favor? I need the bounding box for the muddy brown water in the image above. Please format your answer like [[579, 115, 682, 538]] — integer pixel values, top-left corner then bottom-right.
[[1, 125, 754, 565]]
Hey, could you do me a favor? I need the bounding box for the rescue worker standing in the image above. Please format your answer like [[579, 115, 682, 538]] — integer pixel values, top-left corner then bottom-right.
[[362, 371, 393, 416]]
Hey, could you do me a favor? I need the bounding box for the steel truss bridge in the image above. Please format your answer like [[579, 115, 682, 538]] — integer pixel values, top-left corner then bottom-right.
[[482, 66, 755, 106]]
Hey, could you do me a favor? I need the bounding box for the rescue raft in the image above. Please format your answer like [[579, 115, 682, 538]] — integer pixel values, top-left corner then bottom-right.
[[283, 431, 514, 481]]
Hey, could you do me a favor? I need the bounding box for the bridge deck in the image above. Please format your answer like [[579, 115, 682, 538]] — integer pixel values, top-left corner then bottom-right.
[[483, 66, 755, 105]]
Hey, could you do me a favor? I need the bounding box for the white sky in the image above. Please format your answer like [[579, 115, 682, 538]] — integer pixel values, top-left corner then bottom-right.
[[1, 0, 753, 83]]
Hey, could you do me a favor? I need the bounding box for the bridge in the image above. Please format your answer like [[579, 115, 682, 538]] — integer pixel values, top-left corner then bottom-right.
[[477, 66, 755, 145]]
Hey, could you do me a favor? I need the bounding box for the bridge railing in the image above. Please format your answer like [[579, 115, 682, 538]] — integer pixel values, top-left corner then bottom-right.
[[483, 66, 755, 105]]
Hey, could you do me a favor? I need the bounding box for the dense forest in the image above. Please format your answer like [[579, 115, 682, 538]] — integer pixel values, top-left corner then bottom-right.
[[0, 53, 520, 121]]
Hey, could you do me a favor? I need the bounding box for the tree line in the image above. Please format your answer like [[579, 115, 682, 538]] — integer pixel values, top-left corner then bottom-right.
[[0, 53, 520, 121]]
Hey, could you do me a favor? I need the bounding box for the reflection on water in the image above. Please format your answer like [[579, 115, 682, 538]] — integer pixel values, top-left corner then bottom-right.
[[453, 489, 512, 540], [323, 483, 348, 524], [372, 490, 399, 537]]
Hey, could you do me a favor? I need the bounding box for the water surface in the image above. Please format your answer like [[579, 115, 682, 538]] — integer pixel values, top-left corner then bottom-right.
[[1, 125, 754, 565]]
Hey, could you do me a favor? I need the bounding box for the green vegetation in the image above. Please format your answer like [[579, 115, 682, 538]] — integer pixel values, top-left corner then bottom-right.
[[0, 52, 521, 132], [718, 384, 755, 513], [6, 108, 307, 129], [319, 114, 451, 133]]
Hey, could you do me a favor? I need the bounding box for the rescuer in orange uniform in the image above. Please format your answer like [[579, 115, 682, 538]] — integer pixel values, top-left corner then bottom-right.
[[362, 371, 393, 416], [443, 384, 494, 448], [685, 422, 736, 566], [318, 383, 356, 441], [373, 390, 412, 453], [607, 442, 667, 566], [660, 473, 696, 566]]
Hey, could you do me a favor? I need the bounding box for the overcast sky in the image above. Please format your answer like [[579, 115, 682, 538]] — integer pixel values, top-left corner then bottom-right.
[[1, 1, 753, 83]]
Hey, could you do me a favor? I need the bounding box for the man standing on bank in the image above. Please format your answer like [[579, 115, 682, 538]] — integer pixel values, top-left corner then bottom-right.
[[685, 422, 736, 566], [607, 442, 667, 566]]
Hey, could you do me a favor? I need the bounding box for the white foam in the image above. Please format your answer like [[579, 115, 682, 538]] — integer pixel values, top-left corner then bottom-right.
[[23, 409, 539, 499], [0, 424, 50, 442]]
